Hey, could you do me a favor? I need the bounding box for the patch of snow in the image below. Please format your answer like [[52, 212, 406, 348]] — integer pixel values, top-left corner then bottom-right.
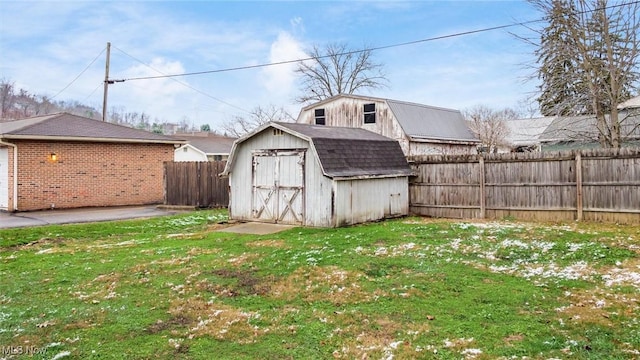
[[51, 351, 71, 360]]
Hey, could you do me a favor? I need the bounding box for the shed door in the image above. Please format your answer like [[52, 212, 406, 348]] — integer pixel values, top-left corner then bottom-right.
[[0, 148, 7, 210], [252, 149, 305, 225]]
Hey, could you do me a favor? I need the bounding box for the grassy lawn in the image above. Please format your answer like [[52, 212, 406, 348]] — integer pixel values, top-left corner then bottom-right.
[[1, 210, 639, 359]]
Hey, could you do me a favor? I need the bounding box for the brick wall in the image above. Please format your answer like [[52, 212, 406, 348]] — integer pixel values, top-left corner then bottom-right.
[[13, 140, 174, 211]]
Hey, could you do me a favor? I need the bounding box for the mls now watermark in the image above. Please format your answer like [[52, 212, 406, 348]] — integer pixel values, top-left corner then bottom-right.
[[1, 345, 47, 356]]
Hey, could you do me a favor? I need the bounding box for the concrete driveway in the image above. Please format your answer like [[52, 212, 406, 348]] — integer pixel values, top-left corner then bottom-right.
[[0, 205, 187, 229]]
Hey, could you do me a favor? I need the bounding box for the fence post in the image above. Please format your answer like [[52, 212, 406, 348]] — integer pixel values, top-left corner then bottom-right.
[[575, 152, 583, 221], [479, 156, 486, 219]]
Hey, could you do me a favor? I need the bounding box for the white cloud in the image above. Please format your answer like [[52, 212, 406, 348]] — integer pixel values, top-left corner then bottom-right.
[[260, 31, 306, 100], [108, 58, 189, 119]]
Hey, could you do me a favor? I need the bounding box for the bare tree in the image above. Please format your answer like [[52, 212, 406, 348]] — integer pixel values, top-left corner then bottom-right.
[[0, 79, 16, 120], [295, 42, 388, 104], [220, 105, 294, 137], [528, 0, 640, 148], [464, 105, 517, 153]]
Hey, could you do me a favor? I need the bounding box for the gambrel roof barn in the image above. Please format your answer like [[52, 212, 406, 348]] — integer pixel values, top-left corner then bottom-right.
[[296, 94, 479, 156]]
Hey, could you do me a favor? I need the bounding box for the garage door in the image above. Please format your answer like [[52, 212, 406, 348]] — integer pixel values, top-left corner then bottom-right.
[[252, 149, 305, 225], [0, 148, 8, 210]]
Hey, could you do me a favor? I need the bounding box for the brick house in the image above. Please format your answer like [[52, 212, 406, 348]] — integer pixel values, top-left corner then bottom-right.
[[0, 113, 185, 212]]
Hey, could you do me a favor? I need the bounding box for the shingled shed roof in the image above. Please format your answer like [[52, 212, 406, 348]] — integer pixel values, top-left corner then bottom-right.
[[0, 113, 184, 144], [223, 122, 413, 179]]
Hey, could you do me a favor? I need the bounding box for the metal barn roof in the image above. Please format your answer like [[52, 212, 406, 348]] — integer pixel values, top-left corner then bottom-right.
[[385, 99, 478, 142]]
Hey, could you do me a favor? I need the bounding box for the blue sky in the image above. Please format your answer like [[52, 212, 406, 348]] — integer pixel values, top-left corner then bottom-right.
[[0, 1, 542, 130]]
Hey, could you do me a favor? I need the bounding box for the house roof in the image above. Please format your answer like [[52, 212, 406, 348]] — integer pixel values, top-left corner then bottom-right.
[[301, 94, 479, 143], [504, 117, 555, 146], [0, 113, 185, 144], [539, 113, 640, 142], [222, 121, 413, 179], [618, 95, 640, 109], [172, 134, 236, 155]]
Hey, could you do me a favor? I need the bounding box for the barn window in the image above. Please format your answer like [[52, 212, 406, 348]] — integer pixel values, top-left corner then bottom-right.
[[273, 128, 284, 136], [314, 108, 326, 125], [363, 103, 376, 124]]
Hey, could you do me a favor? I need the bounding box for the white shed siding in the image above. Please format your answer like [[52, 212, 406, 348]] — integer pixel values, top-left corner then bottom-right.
[[303, 160, 333, 227], [333, 177, 408, 227], [228, 128, 336, 226]]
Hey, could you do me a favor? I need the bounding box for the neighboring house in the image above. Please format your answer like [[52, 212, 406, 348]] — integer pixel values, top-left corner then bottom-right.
[[618, 95, 640, 110], [0, 112, 185, 212], [503, 117, 556, 152], [173, 133, 236, 161], [221, 122, 413, 228], [296, 94, 479, 156], [538, 113, 640, 151]]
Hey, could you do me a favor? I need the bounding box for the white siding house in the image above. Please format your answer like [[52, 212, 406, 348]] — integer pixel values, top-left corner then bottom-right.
[[221, 122, 413, 227], [173, 133, 236, 161], [297, 94, 480, 156], [174, 144, 208, 161]]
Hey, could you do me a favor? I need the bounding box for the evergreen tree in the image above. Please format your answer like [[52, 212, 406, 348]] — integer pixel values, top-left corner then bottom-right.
[[529, 0, 640, 147]]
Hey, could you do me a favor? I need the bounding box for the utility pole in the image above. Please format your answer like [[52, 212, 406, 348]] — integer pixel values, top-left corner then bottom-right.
[[102, 42, 111, 122]]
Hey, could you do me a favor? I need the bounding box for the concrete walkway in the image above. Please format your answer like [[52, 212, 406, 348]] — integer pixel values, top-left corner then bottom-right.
[[0, 206, 297, 235], [0, 205, 186, 229]]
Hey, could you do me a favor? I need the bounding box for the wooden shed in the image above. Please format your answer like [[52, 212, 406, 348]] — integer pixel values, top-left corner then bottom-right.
[[221, 122, 413, 227]]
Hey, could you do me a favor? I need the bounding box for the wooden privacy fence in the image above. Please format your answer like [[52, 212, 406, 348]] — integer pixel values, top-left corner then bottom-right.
[[164, 161, 229, 208], [408, 148, 640, 224]]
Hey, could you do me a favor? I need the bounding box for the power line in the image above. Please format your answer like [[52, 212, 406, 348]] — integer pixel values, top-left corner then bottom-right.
[[51, 48, 106, 100], [114, 0, 639, 83], [111, 45, 250, 113], [82, 82, 104, 103], [116, 23, 545, 82]]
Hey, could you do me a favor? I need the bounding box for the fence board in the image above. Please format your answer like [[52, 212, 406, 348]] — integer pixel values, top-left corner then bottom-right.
[[164, 161, 229, 207], [409, 148, 640, 224]]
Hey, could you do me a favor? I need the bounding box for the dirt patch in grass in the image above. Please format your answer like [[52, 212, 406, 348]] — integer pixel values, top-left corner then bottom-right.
[[503, 333, 525, 345], [166, 297, 262, 342], [146, 314, 192, 334], [19, 237, 67, 248], [226, 252, 260, 267], [186, 247, 220, 256], [246, 239, 288, 248], [209, 268, 271, 297], [72, 272, 122, 302], [557, 280, 640, 327], [329, 312, 431, 359], [269, 266, 380, 305]]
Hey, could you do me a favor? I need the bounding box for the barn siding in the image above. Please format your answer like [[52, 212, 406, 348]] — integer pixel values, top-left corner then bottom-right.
[[297, 97, 409, 152]]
